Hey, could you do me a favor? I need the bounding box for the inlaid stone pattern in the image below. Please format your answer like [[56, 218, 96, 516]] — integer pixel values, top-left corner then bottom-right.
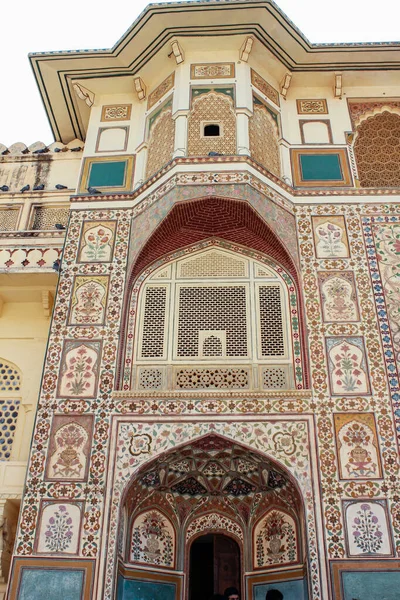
[[353, 111, 400, 187], [0, 207, 20, 231], [249, 102, 281, 176], [188, 91, 236, 156], [251, 69, 280, 106], [31, 206, 70, 230], [190, 63, 235, 79], [146, 107, 175, 178], [147, 73, 175, 110], [296, 99, 328, 114]]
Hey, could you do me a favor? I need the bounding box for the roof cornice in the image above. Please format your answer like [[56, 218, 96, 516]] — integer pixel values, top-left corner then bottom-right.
[[29, 0, 400, 143]]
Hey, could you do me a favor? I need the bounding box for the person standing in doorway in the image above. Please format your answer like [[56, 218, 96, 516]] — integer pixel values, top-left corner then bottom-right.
[[224, 587, 240, 600]]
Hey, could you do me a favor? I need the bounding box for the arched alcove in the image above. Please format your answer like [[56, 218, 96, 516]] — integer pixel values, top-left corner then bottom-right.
[[117, 434, 308, 600]]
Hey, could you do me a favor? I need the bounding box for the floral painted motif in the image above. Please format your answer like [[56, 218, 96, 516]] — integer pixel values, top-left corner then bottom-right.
[[78, 221, 116, 263], [37, 503, 81, 555], [312, 216, 349, 258], [58, 341, 101, 398], [254, 510, 297, 568], [345, 501, 392, 557], [129, 433, 152, 456], [130, 510, 175, 568], [326, 337, 370, 395], [334, 414, 381, 479], [318, 272, 359, 322], [48, 422, 89, 480], [69, 276, 109, 325]]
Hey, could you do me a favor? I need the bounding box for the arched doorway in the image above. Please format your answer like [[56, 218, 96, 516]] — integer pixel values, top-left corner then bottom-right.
[[116, 434, 308, 600], [189, 534, 240, 600]]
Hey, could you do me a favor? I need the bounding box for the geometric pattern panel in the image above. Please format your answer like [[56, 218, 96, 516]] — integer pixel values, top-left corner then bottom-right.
[[354, 111, 400, 188], [31, 206, 70, 230], [259, 286, 285, 356], [145, 108, 175, 178], [188, 92, 236, 156], [249, 103, 281, 176], [0, 207, 20, 231]]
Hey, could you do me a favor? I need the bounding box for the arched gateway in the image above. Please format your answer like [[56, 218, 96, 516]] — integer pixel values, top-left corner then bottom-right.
[[116, 435, 308, 600]]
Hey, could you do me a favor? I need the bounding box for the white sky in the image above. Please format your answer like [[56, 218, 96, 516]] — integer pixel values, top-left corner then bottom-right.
[[2, 0, 400, 147]]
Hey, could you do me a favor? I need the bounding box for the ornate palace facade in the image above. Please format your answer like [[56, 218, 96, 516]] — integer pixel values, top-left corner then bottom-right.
[[1, 1, 400, 599]]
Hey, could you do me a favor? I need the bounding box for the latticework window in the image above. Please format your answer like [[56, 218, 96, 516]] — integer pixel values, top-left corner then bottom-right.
[[134, 248, 294, 390], [0, 360, 21, 461]]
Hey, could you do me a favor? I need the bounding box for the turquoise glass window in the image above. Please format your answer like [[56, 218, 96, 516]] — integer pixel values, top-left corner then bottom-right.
[[299, 153, 343, 181], [88, 160, 127, 188]]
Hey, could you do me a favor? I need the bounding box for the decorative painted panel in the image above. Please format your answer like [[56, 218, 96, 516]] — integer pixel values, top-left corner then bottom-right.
[[249, 100, 281, 176], [344, 500, 393, 557], [296, 99, 328, 114], [312, 216, 350, 258], [45, 415, 93, 481], [130, 509, 175, 569], [78, 220, 117, 263], [334, 413, 382, 479], [78, 156, 135, 193], [101, 105, 132, 121], [317, 271, 359, 322], [146, 106, 175, 178], [36, 502, 83, 555], [251, 69, 280, 106], [147, 73, 175, 110], [190, 63, 235, 79], [326, 337, 370, 396], [186, 513, 243, 542], [253, 509, 298, 568], [57, 341, 102, 399], [68, 276, 109, 326]]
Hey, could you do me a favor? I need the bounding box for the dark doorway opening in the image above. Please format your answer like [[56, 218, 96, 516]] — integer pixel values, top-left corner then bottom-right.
[[189, 534, 240, 600], [204, 124, 220, 137]]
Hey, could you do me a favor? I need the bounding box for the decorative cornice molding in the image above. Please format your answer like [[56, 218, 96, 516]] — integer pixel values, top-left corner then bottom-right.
[[113, 389, 312, 399]]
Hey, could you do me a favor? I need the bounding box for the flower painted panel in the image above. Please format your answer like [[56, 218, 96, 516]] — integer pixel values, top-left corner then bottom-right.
[[69, 275, 109, 326], [78, 220, 117, 263], [344, 500, 393, 557], [130, 509, 175, 569], [253, 509, 298, 569], [318, 271, 359, 322], [312, 215, 350, 258], [36, 502, 82, 555], [374, 222, 400, 368], [57, 340, 102, 398], [45, 415, 93, 481], [326, 337, 370, 396], [334, 413, 382, 479]]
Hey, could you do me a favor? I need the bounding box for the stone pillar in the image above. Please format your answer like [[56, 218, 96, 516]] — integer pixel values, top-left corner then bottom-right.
[[173, 111, 189, 158], [133, 142, 148, 188], [236, 109, 251, 156], [279, 139, 293, 186]]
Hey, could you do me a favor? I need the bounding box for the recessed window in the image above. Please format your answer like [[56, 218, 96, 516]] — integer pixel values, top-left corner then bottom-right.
[[203, 124, 220, 137]]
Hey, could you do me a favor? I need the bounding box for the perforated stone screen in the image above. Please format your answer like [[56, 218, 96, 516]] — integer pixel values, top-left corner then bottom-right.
[[135, 248, 292, 389], [0, 400, 20, 460], [0, 361, 21, 392], [177, 286, 247, 357]]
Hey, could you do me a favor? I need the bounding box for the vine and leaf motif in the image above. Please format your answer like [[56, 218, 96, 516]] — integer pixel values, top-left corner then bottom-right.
[[44, 505, 74, 553], [255, 510, 296, 567], [131, 510, 174, 567], [352, 503, 383, 553]]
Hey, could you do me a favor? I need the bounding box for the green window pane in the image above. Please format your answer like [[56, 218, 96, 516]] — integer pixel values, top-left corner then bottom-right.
[[88, 160, 127, 188], [299, 154, 343, 181]]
